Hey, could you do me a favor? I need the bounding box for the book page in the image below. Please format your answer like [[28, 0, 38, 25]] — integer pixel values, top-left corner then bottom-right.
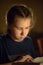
[[33, 57, 43, 63]]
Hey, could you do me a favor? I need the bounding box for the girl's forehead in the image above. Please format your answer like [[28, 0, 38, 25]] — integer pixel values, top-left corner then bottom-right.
[[14, 17, 31, 21], [13, 17, 31, 27], [14, 17, 31, 23]]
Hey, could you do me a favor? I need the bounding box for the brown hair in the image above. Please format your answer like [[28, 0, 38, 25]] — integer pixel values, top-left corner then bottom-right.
[[7, 4, 33, 25]]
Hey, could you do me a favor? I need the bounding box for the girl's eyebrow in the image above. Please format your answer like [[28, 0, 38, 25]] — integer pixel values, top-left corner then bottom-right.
[[15, 25, 31, 29]]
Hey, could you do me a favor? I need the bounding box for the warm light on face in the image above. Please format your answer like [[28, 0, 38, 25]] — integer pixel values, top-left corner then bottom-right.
[[9, 17, 31, 42]]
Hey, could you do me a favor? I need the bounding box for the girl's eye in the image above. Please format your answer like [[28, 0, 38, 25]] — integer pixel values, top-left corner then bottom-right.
[[25, 27, 31, 29], [17, 28, 21, 30], [14, 26, 21, 30]]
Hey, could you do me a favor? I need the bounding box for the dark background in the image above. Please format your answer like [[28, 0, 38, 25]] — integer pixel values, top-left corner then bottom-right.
[[0, 0, 43, 34]]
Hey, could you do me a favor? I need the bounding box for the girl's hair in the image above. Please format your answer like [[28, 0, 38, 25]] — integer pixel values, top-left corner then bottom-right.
[[7, 4, 33, 26]]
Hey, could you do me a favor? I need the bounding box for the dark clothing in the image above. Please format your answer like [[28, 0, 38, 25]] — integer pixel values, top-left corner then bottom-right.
[[0, 34, 37, 63]]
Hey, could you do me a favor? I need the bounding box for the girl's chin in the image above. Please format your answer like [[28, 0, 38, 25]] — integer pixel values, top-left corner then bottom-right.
[[14, 36, 26, 42], [18, 38, 25, 42]]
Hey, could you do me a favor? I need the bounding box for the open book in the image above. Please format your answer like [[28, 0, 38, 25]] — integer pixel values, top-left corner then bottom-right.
[[33, 57, 43, 63]]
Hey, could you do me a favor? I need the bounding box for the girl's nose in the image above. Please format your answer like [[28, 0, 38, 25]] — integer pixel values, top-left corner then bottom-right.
[[21, 29, 25, 35]]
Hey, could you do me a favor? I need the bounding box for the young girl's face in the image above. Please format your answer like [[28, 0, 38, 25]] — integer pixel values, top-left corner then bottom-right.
[[9, 17, 31, 42]]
